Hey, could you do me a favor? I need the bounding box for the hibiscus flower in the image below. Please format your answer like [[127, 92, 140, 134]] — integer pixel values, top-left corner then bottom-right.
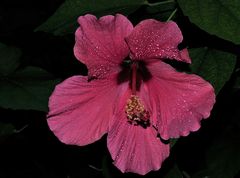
[[47, 14, 215, 175]]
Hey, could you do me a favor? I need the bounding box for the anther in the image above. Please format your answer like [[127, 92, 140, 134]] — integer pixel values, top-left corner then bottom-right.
[[125, 95, 150, 128]]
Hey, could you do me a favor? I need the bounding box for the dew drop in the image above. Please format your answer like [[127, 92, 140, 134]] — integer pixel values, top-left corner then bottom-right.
[[130, 151, 135, 162]]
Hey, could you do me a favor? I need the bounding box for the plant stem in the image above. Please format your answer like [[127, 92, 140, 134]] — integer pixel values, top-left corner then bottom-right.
[[167, 8, 177, 21], [144, 0, 175, 7]]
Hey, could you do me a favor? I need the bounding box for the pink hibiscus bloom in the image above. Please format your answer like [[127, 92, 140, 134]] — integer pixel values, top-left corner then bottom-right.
[[47, 14, 215, 175]]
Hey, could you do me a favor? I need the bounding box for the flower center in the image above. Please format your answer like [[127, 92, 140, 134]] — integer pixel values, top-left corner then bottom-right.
[[125, 95, 150, 128], [125, 62, 150, 128]]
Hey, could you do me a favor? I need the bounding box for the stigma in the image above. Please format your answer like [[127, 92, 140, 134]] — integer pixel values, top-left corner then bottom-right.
[[125, 95, 150, 128]]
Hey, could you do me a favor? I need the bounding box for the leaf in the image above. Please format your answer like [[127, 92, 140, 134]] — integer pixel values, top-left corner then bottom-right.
[[0, 123, 15, 136], [0, 43, 21, 76], [233, 71, 240, 91], [102, 156, 113, 178], [193, 128, 240, 178], [206, 140, 240, 178], [164, 164, 183, 178], [177, 0, 240, 44], [0, 67, 60, 111], [189, 48, 236, 94], [145, 1, 177, 21], [170, 138, 178, 148], [36, 0, 146, 35]]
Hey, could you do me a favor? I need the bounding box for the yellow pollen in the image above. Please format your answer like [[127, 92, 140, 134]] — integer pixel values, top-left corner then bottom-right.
[[125, 95, 150, 127]]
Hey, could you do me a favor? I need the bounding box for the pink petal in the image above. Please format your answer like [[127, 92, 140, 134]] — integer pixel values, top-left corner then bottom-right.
[[126, 19, 191, 63], [74, 14, 133, 79], [47, 74, 128, 145], [145, 60, 215, 139], [107, 107, 170, 175]]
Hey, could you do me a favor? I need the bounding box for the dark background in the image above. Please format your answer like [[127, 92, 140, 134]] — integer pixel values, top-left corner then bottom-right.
[[0, 0, 240, 178]]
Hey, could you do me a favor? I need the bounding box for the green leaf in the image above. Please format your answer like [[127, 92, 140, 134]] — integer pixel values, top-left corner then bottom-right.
[[206, 141, 240, 178], [102, 156, 113, 178], [145, 1, 177, 21], [36, 0, 146, 35], [193, 129, 240, 178], [177, 0, 240, 44], [0, 123, 15, 136], [170, 138, 178, 148], [189, 47, 236, 94], [233, 71, 240, 91], [0, 67, 60, 111], [164, 164, 183, 178], [0, 43, 21, 76]]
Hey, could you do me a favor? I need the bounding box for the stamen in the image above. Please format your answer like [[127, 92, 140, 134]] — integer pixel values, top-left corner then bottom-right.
[[125, 95, 150, 128]]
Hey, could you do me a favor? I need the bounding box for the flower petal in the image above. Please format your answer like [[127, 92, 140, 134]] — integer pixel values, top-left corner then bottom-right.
[[126, 19, 191, 63], [74, 14, 133, 79], [107, 109, 170, 175], [47, 75, 128, 145], [145, 60, 215, 139]]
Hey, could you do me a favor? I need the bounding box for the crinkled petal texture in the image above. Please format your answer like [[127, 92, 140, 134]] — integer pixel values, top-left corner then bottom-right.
[[47, 74, 128, 145], [144, 61, 215, 140], [126, 19, 190, 63], [107, 99, 170, 175], [74, 14, 133, 79]]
